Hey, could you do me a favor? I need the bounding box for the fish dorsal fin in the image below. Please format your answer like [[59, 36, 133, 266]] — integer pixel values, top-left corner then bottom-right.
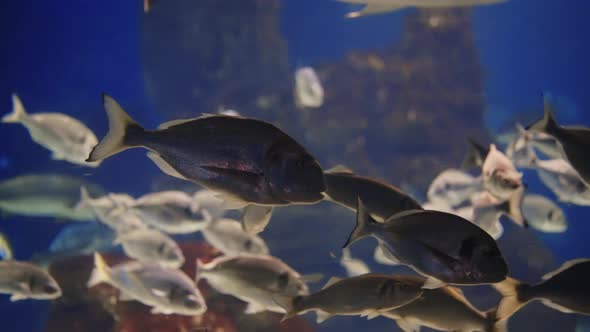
[[386, 209, 424, 222], [146, 152, 189, 181], [541, 300, 575, 313], [157, 118, 199, 129], [325, 164, 354, 174], [542, 258, 590, 280], [321, 276, 342, 290], [315, 310, 334, 323]]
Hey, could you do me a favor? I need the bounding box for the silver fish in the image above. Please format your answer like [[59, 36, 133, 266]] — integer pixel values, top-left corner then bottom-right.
[[88, 253, 205, 315], [528, 97, 590, 186], [78, 187, 145, 234], [345, 198, 508, 288], [338, 0, 508, 18], [482, 144, 523, 200], [277, 274, 423, 323], [522, 194, 567, 233], [241, 204, 274, 235], [87, 94, 326, 208], [196, 254, 309, 314], [494, 259, 590, 320], [382, 275, 503, 332], [528, 157, 590, 206], [2, 94, 100, 167], [201, 218, 269, 256], [130, 191, 211, 234], [0, 260, 61, 301], [294, 67, 324, 109], [427, 169, 482, 209], [115, 228, 185, 268], [0, 174, 103, 221]]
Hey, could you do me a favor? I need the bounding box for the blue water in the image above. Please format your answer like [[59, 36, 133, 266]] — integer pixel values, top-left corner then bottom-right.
[[1, 0, 590, 331]]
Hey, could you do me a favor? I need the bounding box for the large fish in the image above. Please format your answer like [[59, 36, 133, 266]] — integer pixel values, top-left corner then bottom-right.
[[337, 0, 508, 18], [276, 274, 423, 323], [0, 174, 103, 221], [87, 95, 325, 208], [2, 94, 100, 167], [528, 97, 590, 187], [344, 198, 508, 288], [324, 165, 422, 222], [494, 259, 590, 320], [382, 275, 504, 332], [0, 260, 61, 301]]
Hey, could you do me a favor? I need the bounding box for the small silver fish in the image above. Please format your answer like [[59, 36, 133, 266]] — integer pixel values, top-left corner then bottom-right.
[[114, 228, 185, 268], [340, 248, 371, 277], [201, 218, 269, 256], [528, 157, 590, 206], [294, 67, 324, 109], [276, 274, 423, 323], [522, 194, 567, 233], [241, 204, 274, 235], [78, 187, 145, 234], [2, 94, 100, 167], [427, 169, 482, 208], [196, 254, 310, 314], [88, 253, 205, 315], [338, 0, 508, 18], [345, 198, 508, 288], [0, 260, 61, 301], [131, 191, 211, 234], [528, 97, 590, 186], [482, 144, 523, 200], [494, 259, 590, 320]]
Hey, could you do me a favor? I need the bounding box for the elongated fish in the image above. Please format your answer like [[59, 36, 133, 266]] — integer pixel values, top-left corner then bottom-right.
[[494, 259, 590, 321], [324, 165, 422, 222], [382, 275, 505, 332], [2, 94, 100, 167], [88, 253, 205, 315], [87, 94, 325, 208], [0, 174, 103, 221], [345, 198, 508, 288], [338, 0, 508, 18], [0, 260, 61, 301], [276, 274, 423, 323]]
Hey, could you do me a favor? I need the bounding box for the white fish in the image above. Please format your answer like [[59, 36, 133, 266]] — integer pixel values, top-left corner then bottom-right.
[[338, 0, 508, 18], [88, 253, 206, 315], [340, 248, 371, 277], [115, 228, 185, 268], [522, 195, 567, 233], [482, 144, 523, 200], [427, 169, 482, 208], [0, 260, 61, 301], [294, 67, 324, 108], [241, 205, 274, 234], [78, 187, 145, 234], [131, 191, 212, 234], [2, 94, 100, 167], [196, 254, 310, 314], [528, 157, 590, 206], [201, 218, 269, 256]]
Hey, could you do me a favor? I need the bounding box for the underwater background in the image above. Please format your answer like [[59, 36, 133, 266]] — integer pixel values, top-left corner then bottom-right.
[[1, 0, 590, 331]]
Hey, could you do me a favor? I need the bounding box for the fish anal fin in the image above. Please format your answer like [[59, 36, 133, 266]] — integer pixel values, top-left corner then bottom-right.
[[146, 152, 188, 181], [157, 118, 198, 130]]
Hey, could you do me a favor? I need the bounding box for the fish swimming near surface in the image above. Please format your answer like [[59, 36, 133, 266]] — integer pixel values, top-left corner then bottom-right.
[[87, 94, 326, 208], [130, 191, 212, 234], [196, 254, 312, 314], [0, 174, 103, 221], [382, 275, 505, 332], [522, 194, 567, 233], [201, 218, 269, 256], [241, 204, 274, 234], [528, 97, 590, 187], [0, 260, 61, 301], [88, 253, 206, 315], [427, 169, 482, 209], [345, 198, 508, 288], [2, 94, 100, 167], [294, 67, 324, 109], [275, 274, 423, 323], [494, 259, 590, 321], [482, 144, 523, 201], [324, 165, 422, 222], [337, 0, 508, 18], [114, 228, 185, 268]]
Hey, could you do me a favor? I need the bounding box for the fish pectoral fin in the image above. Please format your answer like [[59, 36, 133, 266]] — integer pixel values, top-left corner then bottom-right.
[[422, 276, 446, 289], [146, 152, 189, 181], [10, 293, 28, 302], [218, 194, 250, 210], [541, 300, 574, 313], [315, 310, 334, 323], [244, 302, 265, 314]]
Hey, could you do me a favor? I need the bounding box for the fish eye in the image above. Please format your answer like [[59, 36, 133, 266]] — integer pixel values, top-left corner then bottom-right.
[[184, 296, 199, 309], [43, 284, 59, 295], [157, 243, 167, 254], [547, 210, 555, 220], [243, 239, 253, 250], [277, 272, 289, 290]]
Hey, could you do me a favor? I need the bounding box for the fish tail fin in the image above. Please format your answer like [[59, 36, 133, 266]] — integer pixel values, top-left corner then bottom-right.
[[2, 94, 28, 123], [492, 277, 531, 321], [87, 94, 145, 162], [527, 95, 560, 135], [343, 197, 377, 248], [87, 252, 112, 287], [499, 186, 528, 228], [273, 294, 303, 322], [461, 138, 488, 170]]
